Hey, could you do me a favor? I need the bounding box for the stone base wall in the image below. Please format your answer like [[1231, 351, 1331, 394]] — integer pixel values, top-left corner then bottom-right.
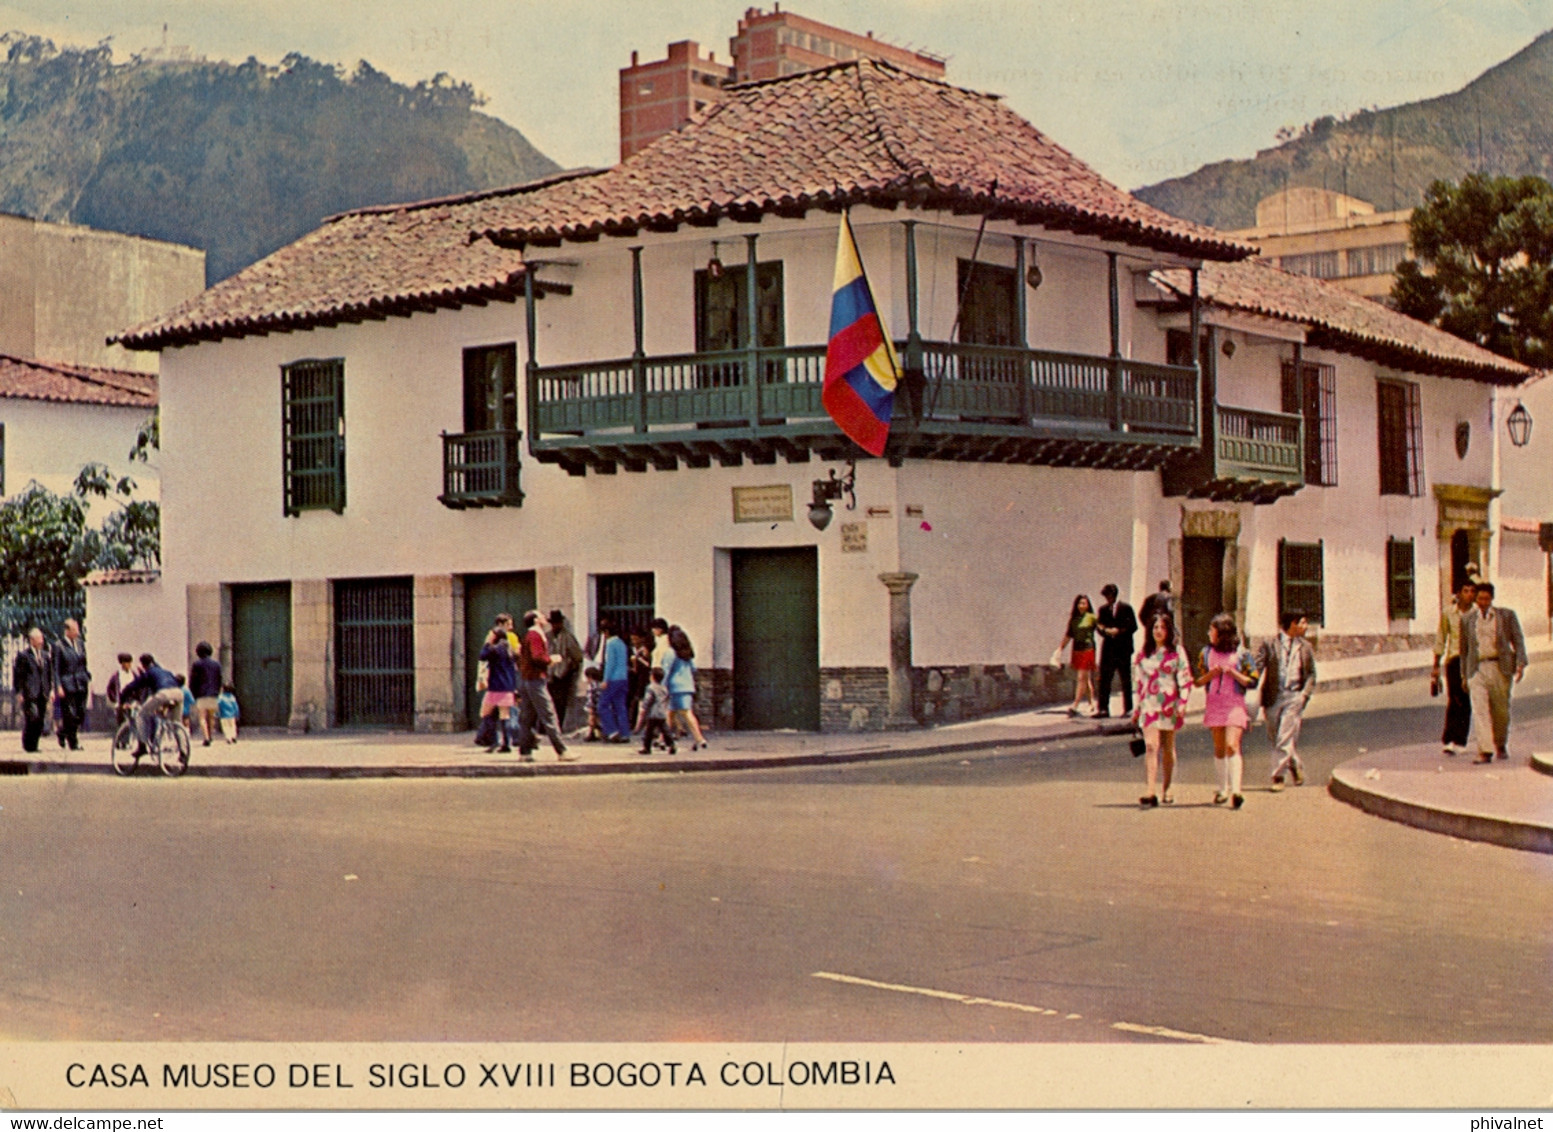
[[914, 663, 1074, 724], [822, 666, 889, 732], [1309, 633, 1434, 660]]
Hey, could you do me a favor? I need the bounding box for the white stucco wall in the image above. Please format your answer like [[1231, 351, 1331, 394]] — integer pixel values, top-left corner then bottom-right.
[[84, 579, 184, 699], [0, 397, 157, 515]]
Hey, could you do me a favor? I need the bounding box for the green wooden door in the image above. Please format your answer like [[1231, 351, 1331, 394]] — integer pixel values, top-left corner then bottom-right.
[[1181, 537, 1225, 665], [232, 583, 291, 727], [732, 547, 819, 731], [463, 571, 536, 726]]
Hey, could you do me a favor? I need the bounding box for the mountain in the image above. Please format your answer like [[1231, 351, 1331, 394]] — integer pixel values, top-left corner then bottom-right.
[[0, 34, 561, 281], [1134, 30, 1553, 229]]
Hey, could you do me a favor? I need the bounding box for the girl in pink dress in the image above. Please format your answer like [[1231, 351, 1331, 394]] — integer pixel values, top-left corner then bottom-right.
[[1194, 613, 1260, 810], [1132, 611, 1193, 807]]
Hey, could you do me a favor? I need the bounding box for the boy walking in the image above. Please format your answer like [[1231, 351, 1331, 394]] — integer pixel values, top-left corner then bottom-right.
[[217, 684, 241, 743], [635, 667, 676, 755]]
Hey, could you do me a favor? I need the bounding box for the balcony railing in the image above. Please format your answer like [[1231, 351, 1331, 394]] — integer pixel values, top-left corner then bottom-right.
[[528, 341, 1198, 472], [1163, 405, 1303, 503], [439, 429, 524, 508]]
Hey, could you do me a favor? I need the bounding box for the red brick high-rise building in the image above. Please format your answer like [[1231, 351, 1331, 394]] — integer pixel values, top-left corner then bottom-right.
[[619, 6, 946, 160]]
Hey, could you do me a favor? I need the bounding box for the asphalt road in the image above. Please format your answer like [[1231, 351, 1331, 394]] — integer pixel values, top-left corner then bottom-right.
[[3, 674, 1552, 1044]]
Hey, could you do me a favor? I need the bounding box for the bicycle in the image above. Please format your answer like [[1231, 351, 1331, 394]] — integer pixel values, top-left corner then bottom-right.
[[112, 705, 191, 777]]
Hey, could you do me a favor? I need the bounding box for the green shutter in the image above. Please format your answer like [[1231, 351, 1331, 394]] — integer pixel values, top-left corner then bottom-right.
[[282, 358, 345, 516]]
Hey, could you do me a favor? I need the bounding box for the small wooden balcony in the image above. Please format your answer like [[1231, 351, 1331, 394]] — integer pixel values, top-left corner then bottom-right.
[[1163, 405, 1304, 503], [439, 429, 524, 508], [526, 341, 1199, 474]]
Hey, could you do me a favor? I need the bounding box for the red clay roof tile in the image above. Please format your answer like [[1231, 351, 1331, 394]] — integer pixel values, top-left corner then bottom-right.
[[0, 353, 157, 407]]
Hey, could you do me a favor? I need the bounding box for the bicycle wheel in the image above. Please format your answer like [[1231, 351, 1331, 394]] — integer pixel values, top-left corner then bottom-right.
[[111, 720, 139, 776], [161, 721, 191, 777]]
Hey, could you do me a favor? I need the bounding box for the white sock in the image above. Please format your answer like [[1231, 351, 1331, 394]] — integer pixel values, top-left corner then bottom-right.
[[1229, 753, 1243, 796], [1215, 757, 1228, 794]]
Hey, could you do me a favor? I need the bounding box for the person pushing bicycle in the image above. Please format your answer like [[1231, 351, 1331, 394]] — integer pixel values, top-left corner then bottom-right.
[[118, 653, 183, 757]]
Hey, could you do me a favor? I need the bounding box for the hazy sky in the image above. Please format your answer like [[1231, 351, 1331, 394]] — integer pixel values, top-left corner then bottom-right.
[[5, 0, 1552, 189]]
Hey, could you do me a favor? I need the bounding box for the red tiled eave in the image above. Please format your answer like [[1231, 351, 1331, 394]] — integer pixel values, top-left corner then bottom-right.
[[0, 353, 157, 407], [1152, 260, 1532, 385]]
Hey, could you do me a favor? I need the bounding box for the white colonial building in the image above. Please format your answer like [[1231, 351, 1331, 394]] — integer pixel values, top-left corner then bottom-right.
[[94, 60, 1528, 733]]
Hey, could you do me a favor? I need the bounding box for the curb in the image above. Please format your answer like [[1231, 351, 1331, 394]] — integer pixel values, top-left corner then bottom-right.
[[1328, 764, 1553, 855], [0, 719, 1136, 780], [1532, 750, 1553, 779]]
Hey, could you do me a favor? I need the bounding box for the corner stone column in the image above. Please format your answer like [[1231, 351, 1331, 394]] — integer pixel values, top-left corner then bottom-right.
[[186, 583, 221, 667], [878, 572, 919, 728], [289, 579, 333, 733], [413, 574, 462, 733]]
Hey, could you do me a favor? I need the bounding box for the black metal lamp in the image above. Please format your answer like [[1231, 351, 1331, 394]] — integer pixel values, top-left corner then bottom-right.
[[1507, 400, 1533, 448], [1025, 246, 1042, 291], [1221, 337, 1236, 358], [707, 241, 724, 280], [808, 460, 857, 531]]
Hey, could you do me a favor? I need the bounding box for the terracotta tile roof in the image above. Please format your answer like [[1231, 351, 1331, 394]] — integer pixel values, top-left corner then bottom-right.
[[114, 170, 595, 350], [1151, 259, 1533, 384], [470, 61, 1252, 261], [119, 62, 1253, 350], [0, 353, 157, 407]]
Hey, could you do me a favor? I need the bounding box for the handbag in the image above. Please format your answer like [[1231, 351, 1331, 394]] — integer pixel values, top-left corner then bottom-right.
[[476, 659, 489, 693], [1129, 730, 1147, 757]]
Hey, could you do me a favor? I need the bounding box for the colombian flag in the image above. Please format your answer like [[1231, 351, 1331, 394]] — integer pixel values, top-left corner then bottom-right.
[[822, 213, 899, 457]]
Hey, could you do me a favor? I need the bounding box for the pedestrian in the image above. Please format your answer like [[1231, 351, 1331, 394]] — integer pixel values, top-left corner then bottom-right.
[[579, 665, 604, 741], [1195, 613, 1259, 810], [662, 622, 707, 749], [1138, 580, 1174, 629], [478, 613, 519, 753], [1055, 594, 1099, 716], [597, 615, 630, 742], [1461, 581, 1528, 763], [1095, 583, 1138, 718], [626, 629, 652, 728], [177, 675, 194, 729], [105, 652, 141, 728], [217, 683, 240, 743], [189, 640, 223, 748], [1430, 579, 1476, 756], [545, 610, 585, 730], [514, 610, 575, 761], [1256, 612, 1316, 791], [634, 666, 677, 755], [52, 618, 89, 751], [1133, 612, 1192, 807], [12, 628, 52, 754]]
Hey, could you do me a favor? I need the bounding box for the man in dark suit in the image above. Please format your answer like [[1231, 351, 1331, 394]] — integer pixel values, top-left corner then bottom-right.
[[12, 627, 53, 753], [52, 618, 90, 750], [1095, 583, 1138, 718]]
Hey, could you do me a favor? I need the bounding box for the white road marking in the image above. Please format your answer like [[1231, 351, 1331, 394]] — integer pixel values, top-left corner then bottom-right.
[[812, 970, 1237, 1045]]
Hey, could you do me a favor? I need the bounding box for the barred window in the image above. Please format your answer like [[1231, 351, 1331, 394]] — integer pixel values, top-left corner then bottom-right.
[[596, 572, 655, 640], [1281, 360, 1338, 486], [1386, 538, 1416, 621], [1377, 379, 1423, 496], [1278, 539, 1325, 626], [282, 358, 345, 516]]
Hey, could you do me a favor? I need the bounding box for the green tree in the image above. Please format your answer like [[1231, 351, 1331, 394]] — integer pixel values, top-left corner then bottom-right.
[[1392, 173, 1553, 366]]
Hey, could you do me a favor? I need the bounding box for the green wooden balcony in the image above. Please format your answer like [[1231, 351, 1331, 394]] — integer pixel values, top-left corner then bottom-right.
[[439, 429, 524, 508], [1162, 404, 1304, 503], [526, 341, 1199, 474]]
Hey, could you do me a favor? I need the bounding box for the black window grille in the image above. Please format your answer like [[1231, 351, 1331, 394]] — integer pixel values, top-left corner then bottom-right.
[[1377, 379, 1423, 496], [1278, 539, 1325, 626], [596, 572, 656, 640], [334, 577, 414, 727], [282, 358, 345, 515], [1387, 538, 1416, 621], [1282, 360, 1337, 486]]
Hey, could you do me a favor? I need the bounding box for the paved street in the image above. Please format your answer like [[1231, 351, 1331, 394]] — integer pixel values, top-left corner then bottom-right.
[[3, 675, 1553, 1044]]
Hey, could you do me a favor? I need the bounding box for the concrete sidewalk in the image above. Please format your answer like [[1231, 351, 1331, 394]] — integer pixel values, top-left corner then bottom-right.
[[1329, 715, 1553, 854], [0, 704, 1136, 779]]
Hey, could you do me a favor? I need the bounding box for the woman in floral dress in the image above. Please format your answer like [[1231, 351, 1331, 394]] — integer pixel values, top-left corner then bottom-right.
[[1133, 611, 1193, 807], [1194, 613, 1260, 810]]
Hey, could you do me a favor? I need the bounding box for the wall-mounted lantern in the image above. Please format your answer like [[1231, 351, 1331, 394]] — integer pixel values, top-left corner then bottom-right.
[[808, 460, 857, 531], [1507, 400, 1533, 448]]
